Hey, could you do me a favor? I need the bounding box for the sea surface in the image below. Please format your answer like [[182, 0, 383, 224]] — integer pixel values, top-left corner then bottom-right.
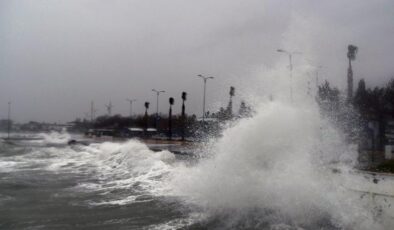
[[0, 132, 197, 230], [1, 104, 394, 230]]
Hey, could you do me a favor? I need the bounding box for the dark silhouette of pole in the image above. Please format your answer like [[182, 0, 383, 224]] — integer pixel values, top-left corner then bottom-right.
[[105, 101, 113, 116], [7, 101, 11, 139], [126, 99, 136, 117], [277, 49, 301, 103], [168, 97, 174, 140], [181, 92, 187, 141], [197, 75, 214, 122], [152, 89, 165, 128], [228, 86, 235, 117], [347, 45, 358, 102], [144, 102, 150, 131]]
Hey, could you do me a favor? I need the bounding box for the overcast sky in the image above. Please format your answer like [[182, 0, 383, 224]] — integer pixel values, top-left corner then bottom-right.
[[1, 0, 394, 123]]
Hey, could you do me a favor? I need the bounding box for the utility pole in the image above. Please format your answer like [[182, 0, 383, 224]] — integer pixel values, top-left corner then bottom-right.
[[152, 89, 165, 128], [197, 74, 214, 122], [277, 49, 301, 102], [126, 99, 136, 117]]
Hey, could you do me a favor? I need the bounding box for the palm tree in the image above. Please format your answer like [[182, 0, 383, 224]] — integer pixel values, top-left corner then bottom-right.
[[168, 97, 174, 140], [227, 86, 235, 118], [144, 102, 150, 130], [347, 44, 358, 102], [181, 92, 187, 141]]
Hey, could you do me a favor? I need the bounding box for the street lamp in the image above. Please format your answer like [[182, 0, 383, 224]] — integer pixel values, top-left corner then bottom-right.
[[152, 89, 165, 128], [277, 49, 301, 102], [197, 74, 214, 122], [126, 99, 137, 117]]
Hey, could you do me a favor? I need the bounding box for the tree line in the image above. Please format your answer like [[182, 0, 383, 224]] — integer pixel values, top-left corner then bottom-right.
[[316, 77, 394, 151], [70, 87, 253, 139]]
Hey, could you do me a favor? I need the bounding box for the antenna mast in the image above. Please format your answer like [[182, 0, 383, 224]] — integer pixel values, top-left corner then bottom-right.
[[105, 101, 113, 116]]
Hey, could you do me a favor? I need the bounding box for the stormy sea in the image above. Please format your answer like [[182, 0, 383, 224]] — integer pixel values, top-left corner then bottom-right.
[[1, 103, 394, 230]]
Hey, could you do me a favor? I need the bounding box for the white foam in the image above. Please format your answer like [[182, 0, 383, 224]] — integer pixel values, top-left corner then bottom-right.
[[168, 102, 390, 229], [35, 131, 71, 145]]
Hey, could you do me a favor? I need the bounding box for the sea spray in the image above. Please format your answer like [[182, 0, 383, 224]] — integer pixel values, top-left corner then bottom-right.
[[37, 131, 72, 145], [169, 101, 384, 229]]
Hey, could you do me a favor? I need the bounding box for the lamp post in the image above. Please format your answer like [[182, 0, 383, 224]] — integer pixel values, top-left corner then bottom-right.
[[152, 89, 165, 128], [197, 74, 214, 122], [126, 99, 136, 117], [277, 49, 301, 102]]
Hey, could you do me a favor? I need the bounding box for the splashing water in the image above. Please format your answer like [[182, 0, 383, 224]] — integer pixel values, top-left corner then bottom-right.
[[37, 131, 72, 145], [168, 100, 394, 229], [1, 102, 393, 229]]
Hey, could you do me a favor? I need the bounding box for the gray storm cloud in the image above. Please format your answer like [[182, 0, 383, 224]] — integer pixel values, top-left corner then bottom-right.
[[1, 0, 393, 122]]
